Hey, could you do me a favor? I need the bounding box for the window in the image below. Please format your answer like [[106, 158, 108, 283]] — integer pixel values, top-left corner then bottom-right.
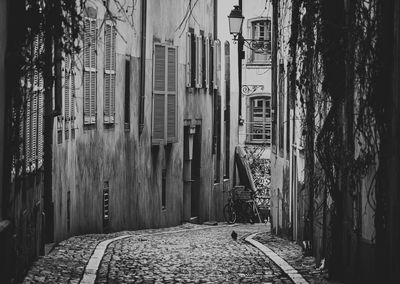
[[186, 29, 196, 88], [279, 62, 284, 154], [249, 19, 271, 63], [152, 44, 178, 144], [104, 21, 116, 124], [83, 13, 97, 125], [64, 54, 76, 140], [124, 57, 130, 130], [248, 97, 271, 145], [16, 32, 44, 175], [195, 35, 203, 88]]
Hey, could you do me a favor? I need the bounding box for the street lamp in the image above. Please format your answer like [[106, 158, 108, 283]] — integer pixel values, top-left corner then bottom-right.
[[228, 5, 271, 54], [228, 5, 244, 39]]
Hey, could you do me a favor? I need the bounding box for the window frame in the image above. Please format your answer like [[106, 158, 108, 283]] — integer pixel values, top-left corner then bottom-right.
[[246, 94, 272, 145], [246, 17, 272, 65]]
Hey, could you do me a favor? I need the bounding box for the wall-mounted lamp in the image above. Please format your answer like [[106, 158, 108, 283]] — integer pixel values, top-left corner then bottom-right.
[[228, 5, 271, 54]]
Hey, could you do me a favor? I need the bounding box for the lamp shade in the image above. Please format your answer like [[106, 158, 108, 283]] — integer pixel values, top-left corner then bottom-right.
[[228, 5, 244, 36]]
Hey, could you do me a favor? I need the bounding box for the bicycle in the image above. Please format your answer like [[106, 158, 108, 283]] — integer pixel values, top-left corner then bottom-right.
[[223, 186, 262, 224], [223, 189, 237, 224]]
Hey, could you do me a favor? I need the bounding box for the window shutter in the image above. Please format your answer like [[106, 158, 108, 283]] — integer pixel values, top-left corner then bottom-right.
[[209, 39, 213, 94], [65, 55, 70, 140], [84, 17, 97, 124], [205, 37, 210, 89], [191, 33, 196, 87], [38, 69, 44, 168], [196, 36, 202, 88], [104, 22, 116, 124], [186, 32, 191, 88], [153, 94, 165, 141], [213, 40, 219, 90], [167, 47, 177, 142], [153, 44, 166, 144], [202, 36, 206, 87]]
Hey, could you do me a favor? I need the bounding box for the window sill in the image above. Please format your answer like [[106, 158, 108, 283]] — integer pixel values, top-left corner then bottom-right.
[[245, 141, 271, 146], [245, 62, 271, 69]]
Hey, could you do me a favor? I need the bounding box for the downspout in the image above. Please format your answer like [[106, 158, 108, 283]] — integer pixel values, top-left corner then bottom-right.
[[238, 0, 243, 122], [138, 0, 147, 136]]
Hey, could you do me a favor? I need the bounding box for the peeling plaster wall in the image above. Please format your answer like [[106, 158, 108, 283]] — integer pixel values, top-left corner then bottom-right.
[[52, 0, 217, 242]]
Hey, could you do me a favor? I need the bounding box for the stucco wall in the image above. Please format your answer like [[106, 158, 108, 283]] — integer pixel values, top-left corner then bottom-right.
[[52, 0, 218, 241]]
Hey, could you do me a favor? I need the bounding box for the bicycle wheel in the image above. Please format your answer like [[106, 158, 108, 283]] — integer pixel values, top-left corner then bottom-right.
[[223, 203, 237, 224]]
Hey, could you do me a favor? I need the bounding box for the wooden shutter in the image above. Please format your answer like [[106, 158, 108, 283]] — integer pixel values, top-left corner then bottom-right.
[[167, 47, 177, 142], [213, 40, 219, 89], [84, 17, 97, 124], [104, 22, 116, 124], [65, 55, 70, 140], [209, 39, 213, 94], [186, 32, 191, 87], [152, 44, 166, 144], [205, 37, 210, 89], [196, 36, 202, 88]]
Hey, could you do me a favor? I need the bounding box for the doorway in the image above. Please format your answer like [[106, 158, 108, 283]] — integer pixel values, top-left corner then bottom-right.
[[191, 125, 201, 218]]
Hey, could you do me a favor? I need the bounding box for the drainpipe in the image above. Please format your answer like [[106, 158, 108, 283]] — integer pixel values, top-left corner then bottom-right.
[[238, 0, 243, 122], [138, 0, 147, 136]]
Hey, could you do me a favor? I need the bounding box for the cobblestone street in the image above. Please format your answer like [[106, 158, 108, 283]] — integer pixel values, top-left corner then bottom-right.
[[22, 223, 331, 284]]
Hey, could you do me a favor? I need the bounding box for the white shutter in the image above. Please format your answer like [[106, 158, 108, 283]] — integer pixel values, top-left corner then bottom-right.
[[186, 32, 191, 88]]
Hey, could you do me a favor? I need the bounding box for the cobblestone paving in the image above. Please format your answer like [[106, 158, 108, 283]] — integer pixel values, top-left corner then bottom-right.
[[96, 224, 292, 283], [254, 233, 331, 284], [23, 223, 212, 283]]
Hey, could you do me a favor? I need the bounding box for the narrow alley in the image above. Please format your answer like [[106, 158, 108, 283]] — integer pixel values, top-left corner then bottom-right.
[[1, 0, 399, 283], [23, 223, 328, 283]]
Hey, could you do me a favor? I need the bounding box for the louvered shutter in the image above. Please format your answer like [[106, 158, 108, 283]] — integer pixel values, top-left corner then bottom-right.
[[38, 66, 44, 168], [213, 40, 220, 90], [195, 36, 202, 88], [104, 22, 116, 124], [152, 44, 166, 144], [71, 57, 76, 128], [167, 47, 177, 142], [83, 17, 97, 124], [83, 18, 91, 124], [205, 37, 210, 89], [65, 55, 70, 140], [209, 39, 213, 94], [186, 32, 191, 88]]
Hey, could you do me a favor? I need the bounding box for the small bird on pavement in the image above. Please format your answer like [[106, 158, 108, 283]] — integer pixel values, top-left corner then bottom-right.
[[231, 230, 238, 241]]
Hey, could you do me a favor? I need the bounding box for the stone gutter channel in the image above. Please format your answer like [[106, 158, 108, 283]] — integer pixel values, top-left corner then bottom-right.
[[79, 225, 309, 284]]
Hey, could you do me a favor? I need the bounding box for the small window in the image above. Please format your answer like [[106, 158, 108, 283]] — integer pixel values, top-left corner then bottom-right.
[[249, 19, 271, 63], [247, 97, 272, 145]]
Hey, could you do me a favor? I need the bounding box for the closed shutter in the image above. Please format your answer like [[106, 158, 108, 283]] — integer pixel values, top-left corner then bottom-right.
[[195, 36, 202, 88], [186, 32, 191, 88], [152, 44, 177, 144], [104, 22, 116, 124], [38, 65, 44, 168], [213, 40, 220, 90], [65, 55, 70, 140], [84, 17, 97, 124], [205, 37, 210, 89], [209, 39, 213, 94], [71, 56, 76, 132], [167, 47, 177, 142], [152, 44, 166, 144]]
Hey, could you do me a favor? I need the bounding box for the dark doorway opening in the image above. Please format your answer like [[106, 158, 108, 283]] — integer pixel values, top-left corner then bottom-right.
[[191, 125, 201, 218]]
